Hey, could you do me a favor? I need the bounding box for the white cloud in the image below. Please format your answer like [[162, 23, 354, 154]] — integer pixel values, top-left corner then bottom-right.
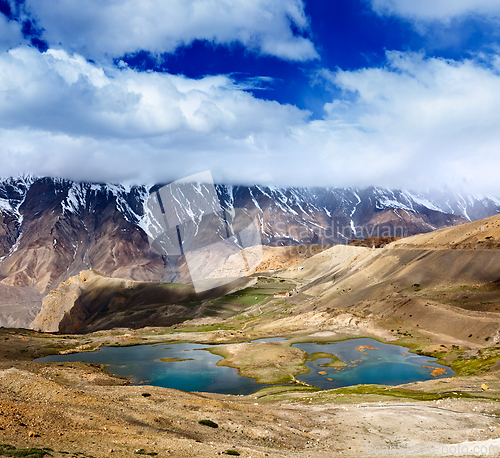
[[0, 46, 310, 184], [368, 0, 500, 22], [1, 46, 500, 195], [22, 0, 318, 62], [319, 51, 500, 193]]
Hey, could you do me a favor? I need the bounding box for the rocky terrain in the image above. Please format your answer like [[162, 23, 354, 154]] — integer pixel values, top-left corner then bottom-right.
[[2, 310, 500, 458], [3, 175, 498, 328], [1, 176, 494, 297], [0, 282, 41, 328], [0, 177, 163, 293], [2, 206, 500, 456]]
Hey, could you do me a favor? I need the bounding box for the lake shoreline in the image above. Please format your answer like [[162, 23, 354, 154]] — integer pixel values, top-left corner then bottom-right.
[[36, 335, 454, 395]]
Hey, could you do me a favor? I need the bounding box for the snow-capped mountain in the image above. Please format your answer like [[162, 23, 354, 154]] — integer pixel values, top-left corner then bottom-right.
[[0, 176, 498, 292]]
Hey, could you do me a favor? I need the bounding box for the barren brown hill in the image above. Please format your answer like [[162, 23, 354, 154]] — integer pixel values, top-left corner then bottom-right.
[[0, 282, 41, 328], [265, 215, 500, 347], [348, 235, 401, 248], [255, 244, 332, 272], [391, 213, 500, 249]]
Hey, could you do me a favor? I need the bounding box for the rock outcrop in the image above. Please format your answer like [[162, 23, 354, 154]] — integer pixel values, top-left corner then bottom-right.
[[30, 269, 251, 333]]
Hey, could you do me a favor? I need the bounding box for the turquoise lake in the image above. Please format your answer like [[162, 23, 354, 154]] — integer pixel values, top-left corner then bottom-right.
[[293, 338, 454, 390], [36, 338, 453, 395]]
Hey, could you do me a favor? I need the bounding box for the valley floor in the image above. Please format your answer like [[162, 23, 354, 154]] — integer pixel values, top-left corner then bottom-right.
[[1, 315, 500, 458], [5, 225, 500, 457]]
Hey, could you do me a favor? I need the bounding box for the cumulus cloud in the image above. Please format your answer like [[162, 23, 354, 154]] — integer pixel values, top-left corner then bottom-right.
[[318, 51, 500, 193], [1, 46, 500, 194], [368, 0, 500, 22], [0, 46, 310, 184], [20, 0, 318, 62]]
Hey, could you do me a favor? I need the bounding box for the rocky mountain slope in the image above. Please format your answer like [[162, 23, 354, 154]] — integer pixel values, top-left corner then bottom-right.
[[280, 214, 500, 345], [2, 176, 497, 296], [0, 282, 41, 328], [28, 214, 500, 336], [0, 177, 163, 293]]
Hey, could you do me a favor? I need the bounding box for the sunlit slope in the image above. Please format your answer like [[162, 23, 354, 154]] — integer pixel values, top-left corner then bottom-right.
[[391, 213, 500, 249], [285, 215, 500, 345], [255, 244, 335, 273], [275, 245, 371, 282]]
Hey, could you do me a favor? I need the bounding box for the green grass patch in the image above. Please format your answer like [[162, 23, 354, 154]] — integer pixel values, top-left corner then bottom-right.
[[174, 323, 236, 333], [255, 381, 499, 404], [134, 449, 158, 456], [217, 291, 270, 306], [304, 385, 486, 403], [253, 385, 320, 398], [380, 388, 477, 401], [451, 353, 500, 376], [410, 345, 500, 377], [330, 384, 393, 396], [0, 445, 50, 458], [199, 419, 219, 428]]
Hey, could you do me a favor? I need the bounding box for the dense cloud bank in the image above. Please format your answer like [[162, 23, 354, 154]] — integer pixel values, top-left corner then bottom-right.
[[0, 0, 499, 194]]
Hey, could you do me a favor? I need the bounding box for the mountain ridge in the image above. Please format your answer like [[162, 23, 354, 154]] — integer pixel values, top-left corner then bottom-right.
[[0, 176, 498, 296]]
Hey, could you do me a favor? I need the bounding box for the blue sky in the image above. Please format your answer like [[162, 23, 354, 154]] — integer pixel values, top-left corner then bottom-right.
[[1, 0, 500, 193]]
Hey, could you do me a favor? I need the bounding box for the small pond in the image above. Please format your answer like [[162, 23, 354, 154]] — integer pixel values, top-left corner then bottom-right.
[[37, 338, 453, 394]]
